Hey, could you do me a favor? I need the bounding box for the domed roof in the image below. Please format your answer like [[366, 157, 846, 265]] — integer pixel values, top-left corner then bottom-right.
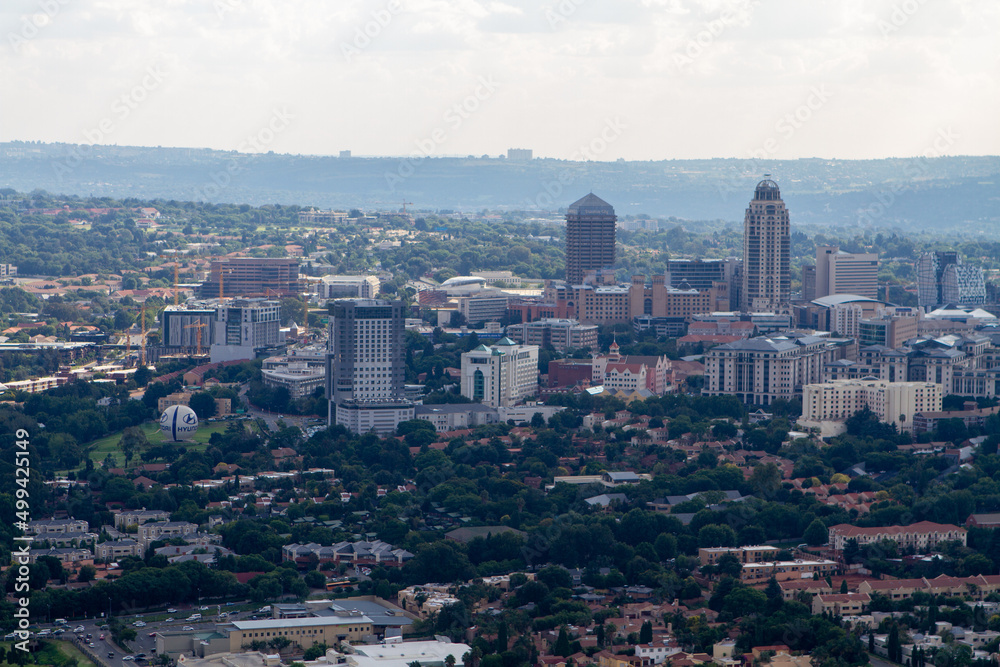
[[568, 193, 615, 215], [440, 275, 486, 287], [753, 178, 781, 201]]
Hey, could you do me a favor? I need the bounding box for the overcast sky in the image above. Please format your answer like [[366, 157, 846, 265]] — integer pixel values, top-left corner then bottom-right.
[[3, 0, 998, 161]]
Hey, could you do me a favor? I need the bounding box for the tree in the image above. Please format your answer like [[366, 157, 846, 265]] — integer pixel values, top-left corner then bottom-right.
[[840, 579, 849, 594], [304, 570, 326, 589], [553, 626, 571, 657], [77, 564, 97, 582], [303, 644, 328, 661], [496, 621, 508, 653], [639, 620, 653, 644], [804, 519, 828, 546], [120, 426, 149, 465], [887, 624, 901, 663], [189, 392, 217, 419], [134, 365, 153, 387], [445, 656, 456, 667]]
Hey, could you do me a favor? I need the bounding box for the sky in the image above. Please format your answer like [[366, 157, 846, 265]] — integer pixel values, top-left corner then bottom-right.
[[3, 0, 998, 161]]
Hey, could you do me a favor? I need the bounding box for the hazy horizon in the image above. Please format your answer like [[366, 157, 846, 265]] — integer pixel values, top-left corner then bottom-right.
[[3, 0, 998, 162]]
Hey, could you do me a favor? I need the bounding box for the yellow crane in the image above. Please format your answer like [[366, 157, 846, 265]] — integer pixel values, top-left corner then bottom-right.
[[140, 305, 147, 366], [184, 322, 207, 356]]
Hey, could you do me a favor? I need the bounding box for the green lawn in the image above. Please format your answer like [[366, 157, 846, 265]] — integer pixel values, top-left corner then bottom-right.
[[66, 420, 236, 474], [0, 640, 96, 667]]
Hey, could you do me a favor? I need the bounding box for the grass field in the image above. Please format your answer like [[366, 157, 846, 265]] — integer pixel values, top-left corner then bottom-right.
[[67, 420, 235, 473], [0, 640, 96, 667]]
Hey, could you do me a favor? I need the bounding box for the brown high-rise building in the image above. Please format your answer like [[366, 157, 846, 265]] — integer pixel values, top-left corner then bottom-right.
[[565, 193, 616, 285], [199, 258, 302, 298], [741, 179, 790, 311]]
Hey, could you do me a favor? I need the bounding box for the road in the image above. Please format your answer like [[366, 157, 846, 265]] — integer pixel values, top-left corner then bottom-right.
[[238, 382, 323, 433]]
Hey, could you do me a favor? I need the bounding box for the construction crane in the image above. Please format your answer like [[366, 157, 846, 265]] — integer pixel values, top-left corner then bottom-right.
[[140, 305, 147, 367], [173, 265, 179, 306], [184, 322, 207, 356], [401, 201, 413, 215]]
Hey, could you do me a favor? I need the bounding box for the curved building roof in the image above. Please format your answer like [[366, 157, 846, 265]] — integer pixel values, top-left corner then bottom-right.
[[811, 294, 883, 308], [753, 179, 781, 201], [440, 276, 486, 287]]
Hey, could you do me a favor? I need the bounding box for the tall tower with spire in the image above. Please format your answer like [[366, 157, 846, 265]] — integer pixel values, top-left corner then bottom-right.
[[741, 178, 790, 311], [565, 193, 617, 285]]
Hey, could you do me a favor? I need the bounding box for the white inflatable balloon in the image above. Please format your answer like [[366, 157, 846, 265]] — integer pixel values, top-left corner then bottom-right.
[[160, 405, 199, 442]]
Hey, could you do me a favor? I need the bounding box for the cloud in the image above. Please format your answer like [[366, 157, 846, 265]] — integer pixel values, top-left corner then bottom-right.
[[0, 0, 997, 159]]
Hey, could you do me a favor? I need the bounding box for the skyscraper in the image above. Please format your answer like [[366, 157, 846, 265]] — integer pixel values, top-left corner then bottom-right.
[[325, 299, 413, 434], [565, 193, 616, 285], [915, 251, 986, 307], [741, 178, 790, 311], [814, 245, 879, 300]]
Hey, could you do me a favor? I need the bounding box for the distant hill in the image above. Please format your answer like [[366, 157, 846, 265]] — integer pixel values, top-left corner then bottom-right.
[[2, 142, 998, 231]]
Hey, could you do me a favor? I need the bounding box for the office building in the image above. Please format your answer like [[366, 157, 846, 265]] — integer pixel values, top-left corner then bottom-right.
[[319, 275, 380, 300], [298, 209, 350, 224], [801, 264, 816, 302], [199, 258, 302, 299], [665, 257, 742, 309], [160, 306, 216, 349], [565, 193, 616, 285], [505, 318, 598, 352], [741, 179, 790, 311], [702, 333, 856, 405], [507, 148, 532, 160], [455, 292, 509, 325], [858, 313, 919, 348], [326, 299, 413, 434], [917, 251, 959, 307], [915, 251, 985, 308], [800, 378, 942, 433], [209, 299, 282, 362], [460, 337, 539, 408], [942, 264, 987, 306], [220, 616, 374, 654], [815, 245, 879, 300]]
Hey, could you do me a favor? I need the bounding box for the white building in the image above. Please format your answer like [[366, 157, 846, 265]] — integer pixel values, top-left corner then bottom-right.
[[319, 275, 380, 300], [210, 299, 282, 362], [460, 337, 539, 408], [454, 292, 509, 324], [703, 333, 856, 406], [800, 379, 943, 434], [815, 245, 879, 300], [326, 299, 414, 434]]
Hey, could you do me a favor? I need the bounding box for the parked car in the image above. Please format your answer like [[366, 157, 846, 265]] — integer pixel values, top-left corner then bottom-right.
[[74, 626, 85, 633], [123, 657, 135, 662]]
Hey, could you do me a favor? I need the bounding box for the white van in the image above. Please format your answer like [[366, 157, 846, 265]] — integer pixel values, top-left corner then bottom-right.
[[187, 614, 201, 621], [54, 619, 68, 625]]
